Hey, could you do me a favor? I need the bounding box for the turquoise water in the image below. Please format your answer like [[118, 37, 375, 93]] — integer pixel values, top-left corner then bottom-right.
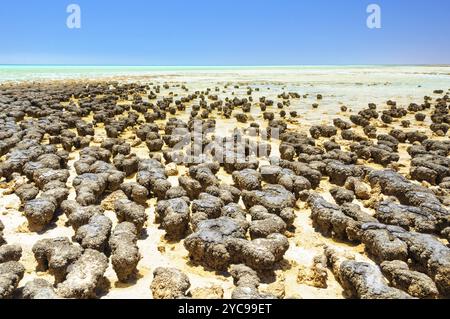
[[3, 65, 449, 83]]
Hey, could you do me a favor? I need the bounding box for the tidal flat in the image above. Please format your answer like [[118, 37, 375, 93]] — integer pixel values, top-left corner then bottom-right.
[[0, 66, 449, 299]]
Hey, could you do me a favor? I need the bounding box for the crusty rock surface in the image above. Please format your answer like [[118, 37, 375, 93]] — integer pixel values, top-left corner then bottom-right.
[[191, 193, 224, 227], [227, 233, 290, 271], [230, 264, 276, 299], [307, 194, 361, 241], [114, 199, 147, 233], [390, 230, 450, 296], [0, 261, 25, 299], [56, 249, 108, 299], [248, 205, 287, 239], [150, 267, 190, 299], [0, 244, 22, 264], [73, 214, 112, 252], [360, 223, 409, 262], [120, 182, 149, 205], [23, 198, 57, 231], [109, 222, 141, 282], [380, 260, 439, 299], [32, 237, 83, 284], [61, 200, 105, 231], [325, 247, 413, 299], [156, 197, 190, 239], [184, 217, 246, 270], [242, 184, 296, 215], [21, 279, 60, 299], [232, 169, 262, 191]]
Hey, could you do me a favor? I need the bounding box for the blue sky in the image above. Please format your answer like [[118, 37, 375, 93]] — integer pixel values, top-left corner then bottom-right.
[[0, 0, 449, 65]]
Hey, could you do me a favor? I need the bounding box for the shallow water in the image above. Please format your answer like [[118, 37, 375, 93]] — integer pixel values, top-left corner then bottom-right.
[[2, 65, 449, 120]]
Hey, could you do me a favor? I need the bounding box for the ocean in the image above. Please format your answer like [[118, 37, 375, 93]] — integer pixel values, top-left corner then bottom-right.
[[1, 65, 450, 84]]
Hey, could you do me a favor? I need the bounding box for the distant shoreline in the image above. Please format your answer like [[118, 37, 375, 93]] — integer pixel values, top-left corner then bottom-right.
[[1, 64, 450, 68], [1, 64, 449, 85]]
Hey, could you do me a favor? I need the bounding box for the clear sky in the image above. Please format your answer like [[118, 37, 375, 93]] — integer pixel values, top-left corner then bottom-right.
[[0, 0, 449, 65]]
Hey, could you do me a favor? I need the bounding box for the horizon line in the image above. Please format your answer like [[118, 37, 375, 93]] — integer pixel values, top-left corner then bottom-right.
[[1, 63, 450, 68]]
